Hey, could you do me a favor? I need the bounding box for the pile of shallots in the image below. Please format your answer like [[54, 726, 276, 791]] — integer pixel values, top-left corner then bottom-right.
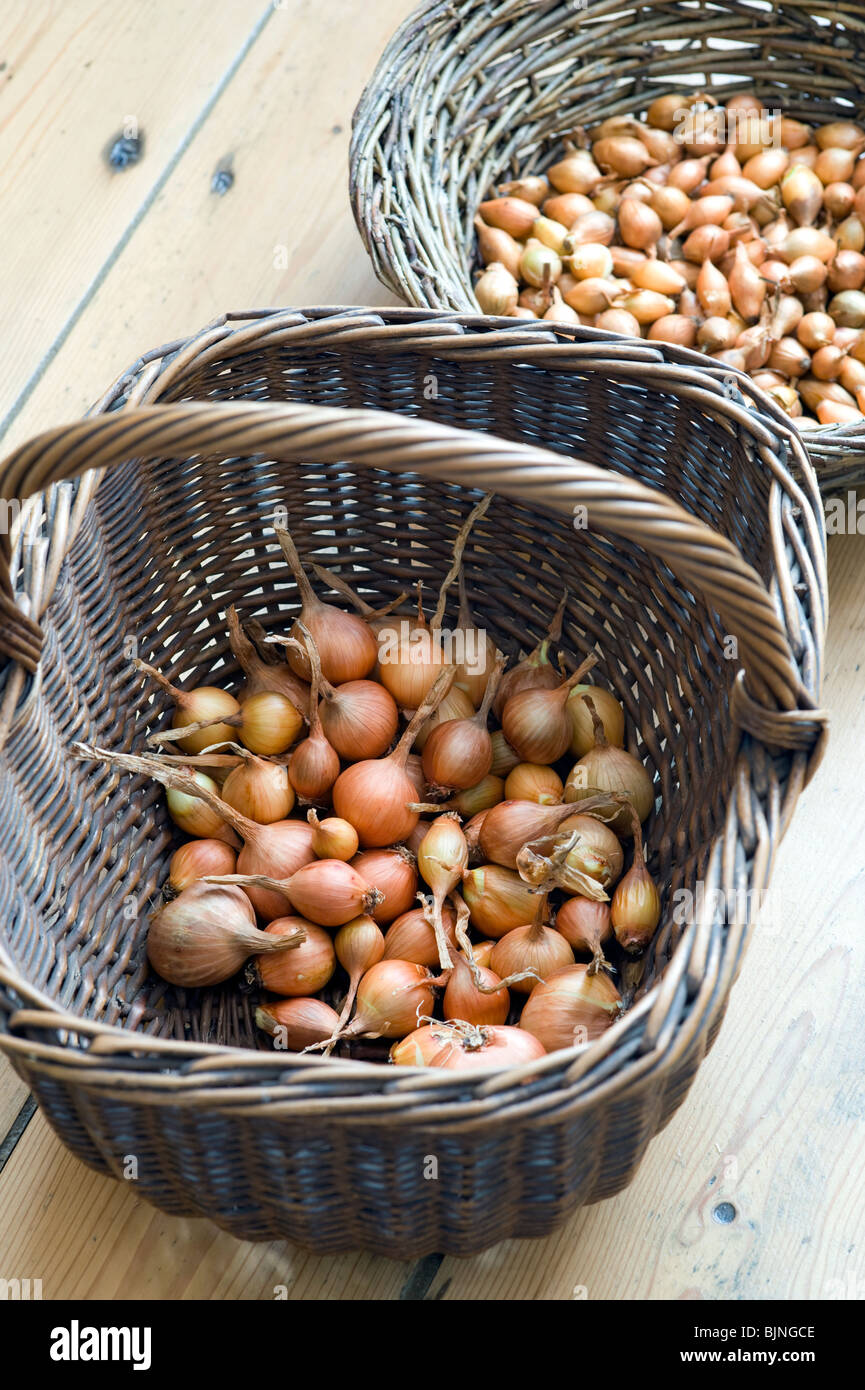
[[474, 92, 865, 426], [73, 498, 660, 1073]]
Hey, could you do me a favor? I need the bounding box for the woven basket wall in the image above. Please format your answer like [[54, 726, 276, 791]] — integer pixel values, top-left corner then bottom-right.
[[351, 0, 865, 491], [0, 307, 827, 1257]]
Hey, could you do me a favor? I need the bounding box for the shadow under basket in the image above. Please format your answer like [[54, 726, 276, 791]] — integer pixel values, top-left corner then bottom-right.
[[0, 306, 827, 1257], [350, 0, 865, 491]]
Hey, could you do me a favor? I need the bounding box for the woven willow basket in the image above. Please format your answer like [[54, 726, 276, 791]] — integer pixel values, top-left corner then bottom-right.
[[0, 307, 827, 1257], [351, 0, 865, 491]]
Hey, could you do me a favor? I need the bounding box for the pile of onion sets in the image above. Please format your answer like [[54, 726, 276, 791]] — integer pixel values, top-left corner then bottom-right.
[[474, 92, 865, 426], [73, 497, 662, 1073]]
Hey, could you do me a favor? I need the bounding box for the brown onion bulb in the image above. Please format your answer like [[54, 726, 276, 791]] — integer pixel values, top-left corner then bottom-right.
[[255, 997, 341, 1051], [767, 337, 811, 377], [516, 811, 623, 899], [474, 215, 522, 279], [499, 175, 549, 206], [828, 250, 865, 293], [134, 660, 241, 756], [666, 155, 712, 193], [501, 652, 597, 763], [333, 669, 456, 847], [490, 914, 574, 996], [596, 307, 642, 334], [547, 150, 603, 194], [797, 311, 836, 349], [220, 749, 295, 824], [351, 847, 418, 924], [462, 863, 541, 937], [696, 258, 732, 316], [648, 314, 698, 347], [593, 135, 657, 178], [168, 838, 237, 892], [618, 197, 663, 250], [166, 770, 238, 844], [391, 1021, 546, 1069], [412, 683, 474, 753], [308, 810, 358, 861], [697, 316, 738, 352], [258, 917, 334, 995], [504, 762, 563, 804], [543, 192, 594, 225], [211, 858, 382, 929], [333, 914, 386, 1029], [520, 965, 622, 1051], [564, 696, 654, 832], [683, 224, 730, 264], [318, 676, 399, 762], [439, 774, 505, 818], [443, 953, 509, 1026], [477, 195, 541, 237], [416, 814, 469, 969], [493, 592, 567, 719], [647, 92, 695, 132], [225, 605, 308, 714], [556, 897, 613, 973], [421, 655, 504, 793], [478, 799, 600, 871], [610, 814, 661, 954], [148, 883, 298, 987], [383, 904, 458, 966], [286, 626, 340, 800], [566, 683, 626, 756], [341, 960, 437, 1040], [276, 527, 377, 685], [781, 164, 823, 226], [476, 262, 520, 315], [563, 210, 615, 248]]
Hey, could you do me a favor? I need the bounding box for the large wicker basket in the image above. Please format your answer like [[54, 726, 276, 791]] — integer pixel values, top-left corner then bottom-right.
[[351, 0, 865, 491], [0, 307, 827, 1257]]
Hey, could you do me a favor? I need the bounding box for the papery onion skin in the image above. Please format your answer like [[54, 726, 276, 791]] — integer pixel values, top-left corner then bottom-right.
[[490, 922, 574, 995], [257, 917, 335, 996], [332, 756, 421, 848], [443, 955, 509, 1026], [308, 813, 359, 862], [319, 679, 399, 761], [237, 820, 317, 921], [383, 905, 457, 966], [277, 858, 380, 928], [556, 896, 613, 971], [390, 1023, 546, 1069], [148, 882, 273, 987], [519, 965, 622, 1051], [255, 997, 341, 1051], [566, 684, 625, 757], [346, 959, 437, 1039], [222, 757, 295, 824], [351, 848, 418, 924], [168, 838, 237, 892], [462, 863, 540, 937]]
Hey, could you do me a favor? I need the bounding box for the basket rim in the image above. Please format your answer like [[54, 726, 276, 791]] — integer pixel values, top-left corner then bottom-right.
[[0, 305, 828, 1119]]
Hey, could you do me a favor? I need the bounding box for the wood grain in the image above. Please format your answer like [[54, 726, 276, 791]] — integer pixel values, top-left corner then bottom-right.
[[1, 0, 403, 455], [0, 0, 861, 1300], [0, 0, 273, 434]]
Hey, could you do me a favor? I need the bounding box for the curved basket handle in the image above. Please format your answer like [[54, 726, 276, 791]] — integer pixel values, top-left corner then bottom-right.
[[0, 401, 823, 742]]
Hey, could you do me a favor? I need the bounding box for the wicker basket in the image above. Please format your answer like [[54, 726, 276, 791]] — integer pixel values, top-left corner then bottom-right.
[[351, 0, 865, 491], [0, 307, 827, 1258]]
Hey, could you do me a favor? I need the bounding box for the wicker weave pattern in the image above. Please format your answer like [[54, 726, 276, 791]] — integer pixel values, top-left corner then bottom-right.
[[0, 307, 827, 1255], [350, 0, 865, 488]]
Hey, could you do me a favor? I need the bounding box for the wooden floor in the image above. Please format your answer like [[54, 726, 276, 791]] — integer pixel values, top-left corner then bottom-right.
[[1, 0, 863, 1301]]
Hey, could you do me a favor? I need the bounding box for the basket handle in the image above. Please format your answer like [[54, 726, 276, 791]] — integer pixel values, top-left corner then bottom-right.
[[0, 401, 824, 748]]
